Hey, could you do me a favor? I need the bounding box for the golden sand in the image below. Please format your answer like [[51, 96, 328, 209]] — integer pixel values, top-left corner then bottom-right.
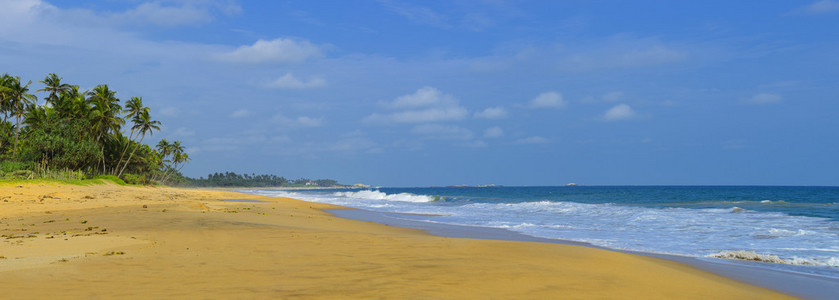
[[0, 182, 792, 299]]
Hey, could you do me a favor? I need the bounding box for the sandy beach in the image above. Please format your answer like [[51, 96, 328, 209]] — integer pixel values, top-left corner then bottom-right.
[[0, 182, 792, 299]]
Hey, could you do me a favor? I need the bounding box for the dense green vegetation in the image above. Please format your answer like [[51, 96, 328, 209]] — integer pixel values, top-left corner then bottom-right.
[[0, 73, 188, 184], [182, 171, 344, 188]]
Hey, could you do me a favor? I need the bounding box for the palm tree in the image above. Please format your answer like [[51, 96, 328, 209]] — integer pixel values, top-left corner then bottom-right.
[[113, 96, 145, 174], [0, 74, 12, 153], [86, 84, 123, 173], [0, 76, 37, 156], [156, 139, 171, 159], [152, 139, 171, 182], [87, 85, 123, 139], [117, 108, 160, 177], [161, 140, 188, 184], [36, 73, 71, 107], [54, 85, 89, 119], [0, 74, 12, 123]]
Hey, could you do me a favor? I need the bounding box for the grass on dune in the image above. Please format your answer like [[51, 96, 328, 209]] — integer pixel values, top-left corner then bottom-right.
[[0, 175, 132, 187]]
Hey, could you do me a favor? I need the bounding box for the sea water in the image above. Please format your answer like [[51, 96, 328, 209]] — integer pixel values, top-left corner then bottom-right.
[[241, 186, 839, 278]]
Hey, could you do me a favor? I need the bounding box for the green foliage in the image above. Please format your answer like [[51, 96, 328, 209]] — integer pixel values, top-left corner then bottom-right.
[[0, 121, 13, 155], [18, 110, 98, 170], [90, 175, 127, 185], [120, 173, 151, 185], [314, 179, 339, 187], [1, 160, 35, 172], [2, 169, 35, 180], [34, 169, 86, 181], [0, 72, 190, 185], [180, 171, 344, 188]]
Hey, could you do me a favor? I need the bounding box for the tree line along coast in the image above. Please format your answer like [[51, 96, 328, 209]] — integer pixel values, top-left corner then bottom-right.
[[0, 73, 187, 184], [0, 73, 345, 188]]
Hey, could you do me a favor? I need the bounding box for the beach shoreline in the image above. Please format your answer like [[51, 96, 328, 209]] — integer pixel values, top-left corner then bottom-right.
[[0, 183, 794, 298], [327, 208, 839, 300]]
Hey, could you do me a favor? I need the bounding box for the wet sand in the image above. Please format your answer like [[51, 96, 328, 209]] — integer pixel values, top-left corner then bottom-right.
[[331, 209, 839, 299], [0, 182, 791, 299]]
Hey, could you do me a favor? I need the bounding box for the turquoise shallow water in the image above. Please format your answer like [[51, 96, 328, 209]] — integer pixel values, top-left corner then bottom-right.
[[244, 186, 839, 278]]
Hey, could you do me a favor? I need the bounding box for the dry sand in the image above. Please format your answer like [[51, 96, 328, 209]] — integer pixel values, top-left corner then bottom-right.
[[0, 182, 793, 299]]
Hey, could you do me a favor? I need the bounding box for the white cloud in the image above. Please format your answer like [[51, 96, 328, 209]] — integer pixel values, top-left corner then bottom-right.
[[230, 109, 250, 118], [529, 91, 566, 108], [330, 136, 380, 153], [460, 140, 488, 148], [297, 116, 323, 127], [230, 108, 251, 118], [411, 124, 473, 140], [602, 91, 624, 102], [556, 37, 688, 72], [379, 0, 450, 29], [801, 0, 839, 14], [385, 86, 456, 109], [744, 93, 782, 105], [202, 135, 268, 152], [173, 127, 196, 137], [273, 114, 323, 127], [602, 104, 638, 121], [365, 108, 468, 124], [515, 136, 549, 144], [159, 106, 180, 117], [216, 38, 323, 64], [184, 147, 200, 154], [364, 87, 468, 124], [0, 0, 241, 30], [474, 106, 508, 119], [112, 2, 214, 27], [266, 73, 327, 89], [484, 126, 504, 138]]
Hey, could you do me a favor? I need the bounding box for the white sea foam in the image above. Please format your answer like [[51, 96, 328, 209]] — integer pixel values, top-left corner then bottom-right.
[[708, 251, 839, 267], [708, 251, 787, 264], [241, 187, 839, 277], [766, 228, 814, 237], [334, 190, 436, 203], [759, 200, 790, 204]]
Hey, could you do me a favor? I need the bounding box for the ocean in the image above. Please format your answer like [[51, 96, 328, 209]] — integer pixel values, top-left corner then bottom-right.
[[241, 186, 839, 279]]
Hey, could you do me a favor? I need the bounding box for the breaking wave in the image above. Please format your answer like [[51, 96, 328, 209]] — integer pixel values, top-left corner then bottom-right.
[[708, 250, 839, 267], [333, 190, 437, 203]]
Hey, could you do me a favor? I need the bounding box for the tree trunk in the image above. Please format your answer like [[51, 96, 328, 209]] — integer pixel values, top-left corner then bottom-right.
[[113, 128, 137, 175], [117, 134, 144, 178], [13, 113, 20, 156]]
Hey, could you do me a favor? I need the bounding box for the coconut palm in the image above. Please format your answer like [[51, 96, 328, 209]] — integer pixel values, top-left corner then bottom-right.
[[36, 73, 72, 107], [54, 85, 90, 119], [0, 76, 37, 155], [118, 108, 160, 177], [156, 139, 171, 159], [161, 140, 188, 184], [0, 74, 12, 122], [86, 84, 123, 173], [86, 84, 123, 138], [113, 96, 145, 174]]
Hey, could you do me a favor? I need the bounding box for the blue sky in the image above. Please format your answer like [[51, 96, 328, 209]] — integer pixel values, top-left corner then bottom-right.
[[2, 0, 838, 186]]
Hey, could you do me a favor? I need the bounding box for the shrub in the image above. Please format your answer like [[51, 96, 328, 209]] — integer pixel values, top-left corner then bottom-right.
[[1, 160, 34, 173], [5, 170, 35, 180], [90, 175, 127, 185], [120, 173, 150, 185]]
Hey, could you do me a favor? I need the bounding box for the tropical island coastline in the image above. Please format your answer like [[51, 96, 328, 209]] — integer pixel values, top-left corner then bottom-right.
[[0, 180, 796, 299], [3, 1, 838, 298]]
